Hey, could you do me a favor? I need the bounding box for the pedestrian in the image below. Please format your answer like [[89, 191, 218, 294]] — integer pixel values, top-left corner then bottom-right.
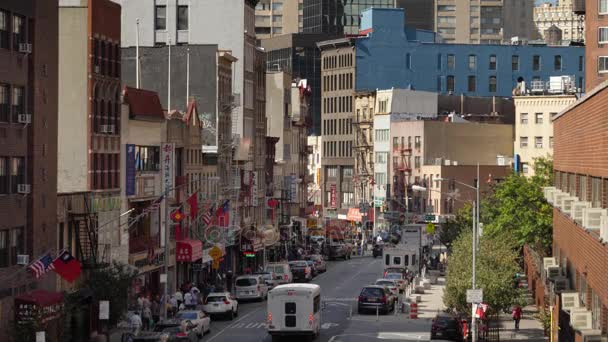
[[151, 295, 160, 325], [130, 311, 143, 336], [142, 305, 152, 330], [512, 304, 523, 330], [175, 289, 183, 309], [169, 295, 178, 317], [184, 291, 194, 310]]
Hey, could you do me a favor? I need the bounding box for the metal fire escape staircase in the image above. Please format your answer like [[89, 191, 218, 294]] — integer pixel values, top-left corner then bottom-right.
[[70, 195, 109, 269]]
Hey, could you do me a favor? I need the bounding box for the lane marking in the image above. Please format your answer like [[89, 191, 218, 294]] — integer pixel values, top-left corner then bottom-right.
[[321, 322, 339, 329], [206, 306, 263, 341]]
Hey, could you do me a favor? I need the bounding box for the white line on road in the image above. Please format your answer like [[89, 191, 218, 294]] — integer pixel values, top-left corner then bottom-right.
[[206, 307, 263, 342]]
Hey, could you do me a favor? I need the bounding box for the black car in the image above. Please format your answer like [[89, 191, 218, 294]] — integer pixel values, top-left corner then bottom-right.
[[357, 285, 394, 314], [372, 244, 383, 258], [288, 260, 312, 282], [430, 313, 463, 341]]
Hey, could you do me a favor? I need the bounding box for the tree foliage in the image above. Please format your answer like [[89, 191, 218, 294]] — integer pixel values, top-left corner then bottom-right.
[[439, 202, 473, 250], [82, 261, 139, 327], [443, 230, 525, 313], [481, 158, 553, 255]]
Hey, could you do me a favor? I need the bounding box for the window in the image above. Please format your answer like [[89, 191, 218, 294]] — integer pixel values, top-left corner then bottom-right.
[[375, 129, 389, 141], [0, 84, 8, 122], [342, 167, 353, 178], [272, 27, 282, 34], [405, 53, 411, 69], [447, 54, 455, 70], [376, 152, 388, 164], [0, 10, 8, 49], [579, 175, 587, 201], [0, 157, 7, 194], [447, 75, 455, 92], [327, 166, 338, 178], [512, 55, 519, 71], [520, 137, 528, 148], [520, 113, 528, 124], [468, 55, 477, 70], [134, 146, 160, 171], [579, 55, 584, 72], [437, 76, 442, 91], [342, 192, 354, 206], [0, 230, 7, 267], [522, 164, 529, 174], [273, 15, 282, 23], [598, 56, 608, 73], [600, 0, 608, 14], [12, 15, 24, 51], [535, 113, 543, 124], [375, 172, 387, 185], [600, 27, 608, 44], [554, 55, 562, 71], [414, 136, 421, 149], [414, 156, 421, 168], [591, 177, 601, 208], [272, 2, 283, 10], [533, 55, 541, 71], [535, 136, 543, 148], [438, 5, 456, 11], [177, 5, 189, 30], [155, 5, 166, 30], [12, 86, 24, 123], [437, 54, 442, 70], [549, 136, 554, 148], [10, 157, 24, 193], [9, 227, 24, 266], [378, 99, 388, 113], [488, 76, 497, 93], [489, 55, 497, 70], [467, 76, 476, 92], [313, 295, 321, 313]]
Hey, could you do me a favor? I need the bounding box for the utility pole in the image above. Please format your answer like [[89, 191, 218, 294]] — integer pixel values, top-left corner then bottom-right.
[[471, 163, 480, 342]]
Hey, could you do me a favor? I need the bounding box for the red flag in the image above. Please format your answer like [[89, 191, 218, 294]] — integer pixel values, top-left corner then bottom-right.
[[52, 250, 82, 283], [187, 192, 198, 219]]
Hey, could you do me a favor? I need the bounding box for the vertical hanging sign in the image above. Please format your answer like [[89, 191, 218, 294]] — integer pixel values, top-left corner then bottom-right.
[[126, 144, 136, 196], [330, 184, 337, 208], [161, 143, 175, 197], [252, 171, 259, 207]]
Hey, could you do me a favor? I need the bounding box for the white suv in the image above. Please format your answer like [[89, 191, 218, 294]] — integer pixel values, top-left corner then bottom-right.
[[235, 275, 268, 301], [202, 292, 238, 319]]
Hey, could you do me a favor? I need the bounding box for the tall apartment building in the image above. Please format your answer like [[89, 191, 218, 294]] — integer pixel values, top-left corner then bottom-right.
[[0, 0, 58, 338], [534, 1, 585, 42], [303, 0, 395, 35], [353, 91, 375, 207], [435, 0, 537, 44], [307, 136, 323, 207], [254, 0, 303, 38], [57, 0, 123, 280], [514, 92, 577, 176], [318, 37, 356, 217]]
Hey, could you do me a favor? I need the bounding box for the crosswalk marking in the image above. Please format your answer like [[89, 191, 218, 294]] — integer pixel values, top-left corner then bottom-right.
[[230, 322, 266, 329]]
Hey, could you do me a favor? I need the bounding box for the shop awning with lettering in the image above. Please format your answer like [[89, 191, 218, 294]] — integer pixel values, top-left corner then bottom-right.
[[15, 290, 64, 323], [347, 208, 363, 222], [176, 239, 203, 262]]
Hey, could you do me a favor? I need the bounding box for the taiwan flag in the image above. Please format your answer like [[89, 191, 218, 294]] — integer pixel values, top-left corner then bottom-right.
[[52, 250, 82, 283]]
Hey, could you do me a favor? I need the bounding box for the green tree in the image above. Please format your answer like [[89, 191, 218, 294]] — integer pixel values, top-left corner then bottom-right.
[[481, 160, 553, 254], [531, 156, 554, 187], [81, 261, 139, 327], [443, 230, 524, 313], [439, 203, 473, 250]]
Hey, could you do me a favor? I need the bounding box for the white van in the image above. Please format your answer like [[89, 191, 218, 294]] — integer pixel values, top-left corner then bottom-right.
[[235, 275, 268, 301], [267, 284, 321, 341], [265, 262, 293, 284]]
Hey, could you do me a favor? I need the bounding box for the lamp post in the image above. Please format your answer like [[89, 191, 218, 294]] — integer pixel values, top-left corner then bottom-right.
[[413, 163, 480, 342]]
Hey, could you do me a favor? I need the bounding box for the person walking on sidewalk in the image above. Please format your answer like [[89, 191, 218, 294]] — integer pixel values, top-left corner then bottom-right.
[[512, 304, 523, 330]]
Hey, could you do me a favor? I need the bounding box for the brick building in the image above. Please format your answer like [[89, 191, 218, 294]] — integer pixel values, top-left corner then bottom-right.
[[0, 0, 59, 338]]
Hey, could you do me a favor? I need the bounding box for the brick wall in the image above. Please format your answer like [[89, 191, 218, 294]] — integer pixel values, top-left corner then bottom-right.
[[523, 245, 547, 309], [584, 0, 608, 90]]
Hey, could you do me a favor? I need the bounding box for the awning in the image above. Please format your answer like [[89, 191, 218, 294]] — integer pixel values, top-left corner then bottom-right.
[[347, 208, 363, 222], [176, 239, 203, 263], [15, 290, 64, 323]]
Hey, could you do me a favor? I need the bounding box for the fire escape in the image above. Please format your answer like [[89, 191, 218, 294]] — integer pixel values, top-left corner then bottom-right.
[[392, 141, 412, 213], [353, 111, 373, 203], [68, 194, 110, 269]]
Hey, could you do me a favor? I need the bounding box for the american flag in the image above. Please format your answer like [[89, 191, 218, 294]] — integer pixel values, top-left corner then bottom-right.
[[202, 204, 215, 225], [28, 253, 55, 279]]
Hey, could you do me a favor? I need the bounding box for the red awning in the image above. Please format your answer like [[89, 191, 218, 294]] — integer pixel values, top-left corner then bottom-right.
[[15, 290, 63, 306], [176, 239, 203, 263], [346, 208, 363, 222], [15, 290, 64, 323]]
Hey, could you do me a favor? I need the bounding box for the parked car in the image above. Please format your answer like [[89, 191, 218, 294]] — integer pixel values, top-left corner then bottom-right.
[[254, 271, 278, 289], [328, 243, 349, 260], [430, 313, 463, 341], [374, 278, 399, 297], [305, 260, 318, 276], [372, 244, 383, 258], [235, 275, 268, 301], [384, 271, 408, 293], [305, 254, 327, 273], [174, 310, 210, 337], [265, 262, 293, 284], [310, 235, 325, 247], [357, 285, 395, 314], [202, 292, 238, 319], [126, 319, 199, 341], [288, 260, 313, 282]]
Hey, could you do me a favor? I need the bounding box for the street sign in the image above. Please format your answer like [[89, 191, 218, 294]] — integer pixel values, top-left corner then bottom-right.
[[171, 210, 184, 223], [426, 223, 436, 234], [192, 263, 205, 272], [466, 289, 483, 303], [160, 273, 167, 284], [424, 214, 436, 222], [209, 246, 223, 260]]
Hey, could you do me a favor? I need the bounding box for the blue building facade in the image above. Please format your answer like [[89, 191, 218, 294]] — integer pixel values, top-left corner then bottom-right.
[[355, 8, 585, 97]]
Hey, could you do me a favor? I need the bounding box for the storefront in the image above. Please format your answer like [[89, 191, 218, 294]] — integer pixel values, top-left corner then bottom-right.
[[175, 239, 203, 288], [130, 248, 166, 299], [14, 290, 64, 341]]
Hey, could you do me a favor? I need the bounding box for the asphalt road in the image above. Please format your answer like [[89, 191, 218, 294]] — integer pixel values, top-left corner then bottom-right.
[[202, 256, 434, 342]]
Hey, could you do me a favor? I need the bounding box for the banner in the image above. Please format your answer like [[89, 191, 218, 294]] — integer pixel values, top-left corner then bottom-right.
[[161, 143, 174, 197], [200, 110, 218, 153], [252, 171, 258, 207], [290, 174, 297, 203], [126, 144, 135, 196], [330, 184, 337, 208]]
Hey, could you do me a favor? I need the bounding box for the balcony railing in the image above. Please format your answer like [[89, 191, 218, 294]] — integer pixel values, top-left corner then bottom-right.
[[129, 234, 160, 254]]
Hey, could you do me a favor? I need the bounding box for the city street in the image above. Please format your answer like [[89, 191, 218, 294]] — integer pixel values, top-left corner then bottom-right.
[[202, 256, 433, 342]]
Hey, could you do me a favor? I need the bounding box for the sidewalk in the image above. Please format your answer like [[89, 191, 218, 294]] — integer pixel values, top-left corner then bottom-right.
[[415, 277, 446, 320], [499, 303, 547, 341]]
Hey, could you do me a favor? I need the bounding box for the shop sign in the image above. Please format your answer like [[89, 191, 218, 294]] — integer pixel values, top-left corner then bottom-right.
[[89, 196, 122, 213], [306, 218, 317, 229], [126, 144, 136, 196], [251, 171, 258, 207], [289, 174, 297, 203], [16, 302, 63, 324], [161, 143, 174, 197], [330, 184, 337, 208]]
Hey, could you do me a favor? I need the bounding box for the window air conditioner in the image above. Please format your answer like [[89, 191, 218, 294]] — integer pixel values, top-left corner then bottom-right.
[[561, 292, 581, 312], [17, 184, 31, 194], [543, 186, 556, 203], [561, 196, 577, 215], [18, 43, 32, 53], [572, 201, 591, 224], [105, 124, 115, 134], [600, 214, 608, 242], [16, 254, 29, 265], [543, 257, 557, 270], [18, 114, 31, 124], [552, 277, 569, 293], [570, 309, 593, 330], [582, 208, 606, 230], [546, 266, 561, 280], [580, 330, 605, 342], [553, 192, 568, 209]]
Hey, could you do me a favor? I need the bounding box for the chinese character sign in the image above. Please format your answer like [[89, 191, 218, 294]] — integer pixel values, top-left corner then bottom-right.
[[126, 144, 136, 196], [252, 171, 258, 207], [330, 184, 337, 208], [161, 143, 174, 197]]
